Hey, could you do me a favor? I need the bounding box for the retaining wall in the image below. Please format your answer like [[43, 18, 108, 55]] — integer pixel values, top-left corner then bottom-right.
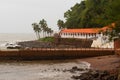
[[55, 38, 93, 48], [0, 48, 114, 60]]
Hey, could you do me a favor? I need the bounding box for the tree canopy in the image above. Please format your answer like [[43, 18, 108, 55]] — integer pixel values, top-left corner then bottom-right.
[[62, 0, 120, 29]]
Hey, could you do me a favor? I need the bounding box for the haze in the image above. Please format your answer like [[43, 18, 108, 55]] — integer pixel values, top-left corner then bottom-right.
[[0, 0, 81, 33]]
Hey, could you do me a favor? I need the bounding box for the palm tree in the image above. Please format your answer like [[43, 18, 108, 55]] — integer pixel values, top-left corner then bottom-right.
[[44, 27, 49, 37], [57, 19, 65, 30], [46, 27, 51, 37], [32, 23, 41, 39], [39, 19, 48, 37], [49, 28, 53, 37]]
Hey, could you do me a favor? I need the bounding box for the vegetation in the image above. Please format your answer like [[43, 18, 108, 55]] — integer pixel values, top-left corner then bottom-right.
[[32, 23, 41, 39], [32, 19, 53, 39], [106, 0, 120, 39], [39, 37, 54, 42], [58, 0, 120, 39], [57, 19, 65, 30], [63, 0, 109, 28]]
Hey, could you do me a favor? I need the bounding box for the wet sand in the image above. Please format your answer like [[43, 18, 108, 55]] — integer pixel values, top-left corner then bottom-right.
[[80, 55, 120, 71]]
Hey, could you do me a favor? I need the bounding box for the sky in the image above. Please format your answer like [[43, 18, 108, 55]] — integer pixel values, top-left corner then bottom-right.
[[0, 0, 81, 33]]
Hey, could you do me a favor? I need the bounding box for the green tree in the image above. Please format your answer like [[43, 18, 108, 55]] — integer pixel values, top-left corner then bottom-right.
[[105, 0, 120, 39], [63, 0, 109, 28], [39, 19, 48, 37], [32, 23, 41, 39], [64, 1, 86, 28], [57, 19, 65, 30]]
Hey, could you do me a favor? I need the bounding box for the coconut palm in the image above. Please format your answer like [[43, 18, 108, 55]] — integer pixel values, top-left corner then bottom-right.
[[46, 27, 51, 37], [49, 29, 53, 37], [32, 23, 41, 39], [39, 19, 47, 37], [57, 19, 65, 30]]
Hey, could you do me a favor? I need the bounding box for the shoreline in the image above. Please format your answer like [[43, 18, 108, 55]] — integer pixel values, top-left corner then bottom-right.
[[72, 55, 120, 80], [80, 55, 120, 71], [0, 53, 118, 79]]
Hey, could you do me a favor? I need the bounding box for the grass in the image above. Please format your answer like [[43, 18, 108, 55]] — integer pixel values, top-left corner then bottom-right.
[[39, 37, 54, 42]]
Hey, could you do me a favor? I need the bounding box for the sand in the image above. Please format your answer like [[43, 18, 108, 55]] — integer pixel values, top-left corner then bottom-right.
[[79, 55, 120, 71]]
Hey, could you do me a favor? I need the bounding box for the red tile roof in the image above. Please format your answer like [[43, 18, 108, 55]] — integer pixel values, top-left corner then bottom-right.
[[60, 28, 101, 34], [60, 23, 115, 34]]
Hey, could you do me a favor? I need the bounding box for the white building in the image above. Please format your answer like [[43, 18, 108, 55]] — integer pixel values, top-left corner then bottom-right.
[[59, 26, 114, 48]]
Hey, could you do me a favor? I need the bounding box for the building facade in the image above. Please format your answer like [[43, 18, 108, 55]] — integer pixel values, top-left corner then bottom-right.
[[59, 27, 114, 48]]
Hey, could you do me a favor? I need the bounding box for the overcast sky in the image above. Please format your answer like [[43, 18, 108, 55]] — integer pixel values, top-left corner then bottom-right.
[[0, 0, 81, 33]]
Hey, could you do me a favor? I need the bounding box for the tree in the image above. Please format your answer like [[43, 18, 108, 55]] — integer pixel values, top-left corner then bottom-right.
[[57, 19, 65, 30], [63, 0, 110, 28], [32, 23, 41, 39], [39, 19, 48, 37], [105, 0, 120, 40]]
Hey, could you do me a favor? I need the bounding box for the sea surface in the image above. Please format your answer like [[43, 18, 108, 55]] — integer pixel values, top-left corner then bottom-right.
[[0, 33, 36, 49], [0, 33, 36, 44], [0, 33, 90, 80]]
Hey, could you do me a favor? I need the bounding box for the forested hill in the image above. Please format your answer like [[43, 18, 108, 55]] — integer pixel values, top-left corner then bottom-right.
[[59, 0, 120, 29]]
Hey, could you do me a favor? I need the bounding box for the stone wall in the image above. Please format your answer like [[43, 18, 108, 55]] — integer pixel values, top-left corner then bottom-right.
[[54, 38, 93, 48]]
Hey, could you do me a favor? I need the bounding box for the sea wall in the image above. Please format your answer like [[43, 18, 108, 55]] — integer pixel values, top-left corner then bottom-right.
[[0, 48, 114, 60]]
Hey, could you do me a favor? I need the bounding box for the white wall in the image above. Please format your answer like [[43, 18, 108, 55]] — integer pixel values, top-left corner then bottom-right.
[[60, 32, 114, 48]]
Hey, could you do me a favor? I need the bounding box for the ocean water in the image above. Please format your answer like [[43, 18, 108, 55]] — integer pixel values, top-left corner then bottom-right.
[[0, 33, 36, 50], [0, 60, 90, 80], [0, 33, 90, 80], [0, 33, 36, 44]]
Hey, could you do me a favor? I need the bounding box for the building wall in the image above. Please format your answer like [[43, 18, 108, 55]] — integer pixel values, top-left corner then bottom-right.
[[60, 33, 102, 39], [60, 32, 114, 48]]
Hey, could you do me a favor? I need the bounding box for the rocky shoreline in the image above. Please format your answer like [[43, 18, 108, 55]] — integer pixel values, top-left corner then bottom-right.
[[72, 55, 120, 80], [71, 69, 118, 80]]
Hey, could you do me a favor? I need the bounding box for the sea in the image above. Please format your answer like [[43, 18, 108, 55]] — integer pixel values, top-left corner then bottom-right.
[[0, 33, 90, 80], [0, 33, 36, 44]]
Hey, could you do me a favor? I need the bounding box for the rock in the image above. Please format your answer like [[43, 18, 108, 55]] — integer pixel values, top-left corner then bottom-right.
[[100, 70, 109, 78], [91, 71, 99, 78], [69, 69, 76, 73], [72, 66, 78, 70], [71, 75, 81, 79], [107, 75, 118, 80], [71, 69, 118, 80], [71, 66, 84, 72], [62, 69, 67, 72]]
